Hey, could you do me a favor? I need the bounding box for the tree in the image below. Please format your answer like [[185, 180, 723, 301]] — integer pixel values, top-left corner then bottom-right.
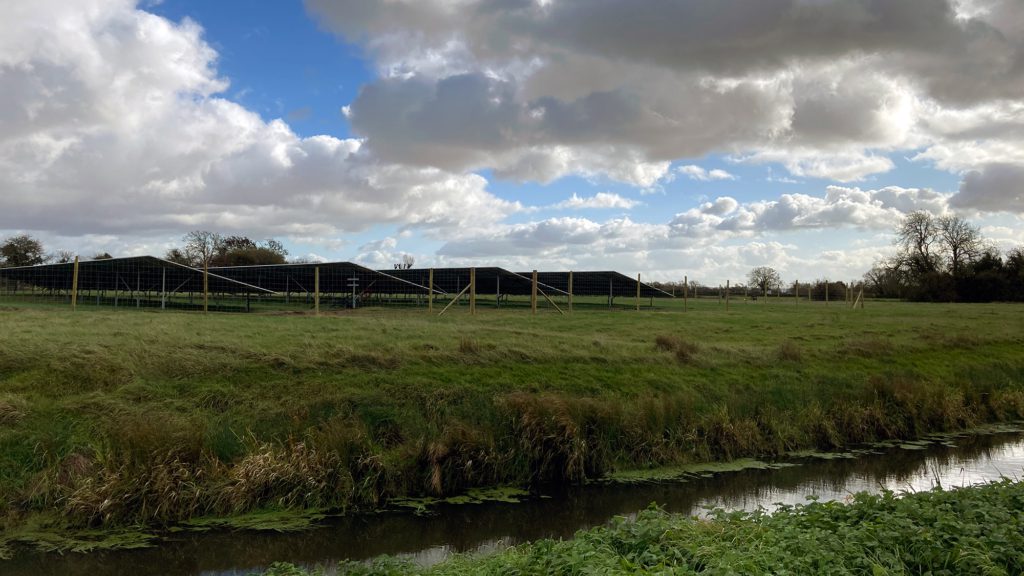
[[263, 239, 289, 259], [863, 264, 906, 299], [92, 252, 113, 260], [937, 215, 983, 278], [747, 266, 781, 297], [895, 211, 940, 275], [211, 236, 288, 266], [394, 254, 415, 270], [0, 234, 48, 267], [183, 230, 223, 267], [54, 250, 76, 264], [164, 248, 192, 266]]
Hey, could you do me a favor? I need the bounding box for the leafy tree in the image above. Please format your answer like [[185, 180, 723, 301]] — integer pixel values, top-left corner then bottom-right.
[[212, 235, 288, 266], [215, 246, 287, 266], [747, 266, 781, 297], [0, 234, 48, 267], [164, 248, 192, 266]]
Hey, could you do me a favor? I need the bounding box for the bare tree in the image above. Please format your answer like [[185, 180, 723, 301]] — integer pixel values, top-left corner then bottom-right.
[[182, 231, 222, 267], [263, 239, 289, 258], [895, 211, 940, 274], [747, 266, 781, 297], [864, 263, 906, 298], [54, 250, 76, 264], [401, 254, 415, 269], [937, 215, 983, 278]]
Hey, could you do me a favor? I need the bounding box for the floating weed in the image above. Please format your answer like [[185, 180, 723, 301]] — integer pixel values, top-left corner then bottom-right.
[[183, 508, 329, 532], [602, 458, 786, 485], [387, 486, 530, 513], [0, 524, 157, 557], [786, 450, 858, 460]]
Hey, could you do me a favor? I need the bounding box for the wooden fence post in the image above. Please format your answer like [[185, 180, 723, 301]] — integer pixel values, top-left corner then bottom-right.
[[531, 270, 538, 315], [568, 270, 574, 314], [314, 266, 320, 315], [203, 261, 209, 314], [428, 268, 434, 313], [469, 267, 476, 315], [636, 273, 641, 311], [725, 279, 730, 311], [683, 275, 688, 312], [71, 256, 79, 311]]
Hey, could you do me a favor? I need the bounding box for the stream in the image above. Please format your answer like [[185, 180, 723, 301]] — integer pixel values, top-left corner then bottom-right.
[[5, 430, 1024, 576]]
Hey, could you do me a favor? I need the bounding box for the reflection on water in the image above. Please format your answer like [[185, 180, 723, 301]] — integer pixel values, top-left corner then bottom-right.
[[6, 432, 1023, 576]]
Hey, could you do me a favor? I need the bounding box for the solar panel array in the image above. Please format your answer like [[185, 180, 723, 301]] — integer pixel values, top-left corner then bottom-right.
[[0, 258, 674, 313]]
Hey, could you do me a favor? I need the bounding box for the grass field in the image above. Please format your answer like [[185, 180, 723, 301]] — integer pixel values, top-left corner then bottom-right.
[[1, 299, 1023, 535]]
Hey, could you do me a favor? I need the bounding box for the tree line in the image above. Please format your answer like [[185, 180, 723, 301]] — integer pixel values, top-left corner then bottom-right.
[[5, 217, 1023, 302], [0, 234, 112, 268], [0, 231, 291, 269], [163, 231, 290, 268], [866, 212, 1024, 302]]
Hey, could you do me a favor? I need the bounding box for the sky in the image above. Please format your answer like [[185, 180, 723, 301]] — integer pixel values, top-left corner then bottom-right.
[[1, 0, 1023, 284]]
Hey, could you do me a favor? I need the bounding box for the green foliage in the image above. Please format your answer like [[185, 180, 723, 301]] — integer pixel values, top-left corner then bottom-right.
[[262, 480, 1024, 575], [0, 235, 47, 268]]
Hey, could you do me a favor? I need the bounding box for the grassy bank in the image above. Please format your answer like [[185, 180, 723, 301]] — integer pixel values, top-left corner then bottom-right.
[[265, 479, 1024, 575], [1, 300, 1023, 538]]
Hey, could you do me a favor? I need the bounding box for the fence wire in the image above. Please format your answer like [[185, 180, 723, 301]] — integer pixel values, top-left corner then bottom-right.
[[9, 258, 879, 315]]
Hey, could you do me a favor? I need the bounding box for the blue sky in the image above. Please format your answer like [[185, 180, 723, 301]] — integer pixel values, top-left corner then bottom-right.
[[151, 1, 371, 140], [1, 0, 1022, 283]]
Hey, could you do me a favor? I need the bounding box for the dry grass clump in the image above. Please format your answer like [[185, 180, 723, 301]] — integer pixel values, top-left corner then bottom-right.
[[60, 450, 208, 526], [654, 334, 700, 363], [423, 422, 497, 495], [777, 341, 803, 362], [223, 441, 351, 513], [844, 337, 891, 358], [0, 399, 24, 425], [655, 334, 681, 351], [458, 337, 482, 355], [500, 393, 589, 484]]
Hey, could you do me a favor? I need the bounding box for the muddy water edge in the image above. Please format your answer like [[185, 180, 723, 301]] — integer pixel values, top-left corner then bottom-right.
[[3, 427, 1023, 576]]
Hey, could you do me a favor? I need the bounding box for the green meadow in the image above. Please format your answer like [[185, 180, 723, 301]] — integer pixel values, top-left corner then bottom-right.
[[0, 299, 1022, 536]]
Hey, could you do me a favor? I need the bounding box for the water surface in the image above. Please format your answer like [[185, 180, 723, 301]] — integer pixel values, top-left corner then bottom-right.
[[6, 431, 1023, 576]]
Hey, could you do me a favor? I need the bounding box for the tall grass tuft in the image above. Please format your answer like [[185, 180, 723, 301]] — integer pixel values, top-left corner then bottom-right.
[[0, 398, 24, 425], [777, 341, 802, 362], [222, 439, 352, 513], [654, 334, 700, 363], [60, 449, 208, 526]]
